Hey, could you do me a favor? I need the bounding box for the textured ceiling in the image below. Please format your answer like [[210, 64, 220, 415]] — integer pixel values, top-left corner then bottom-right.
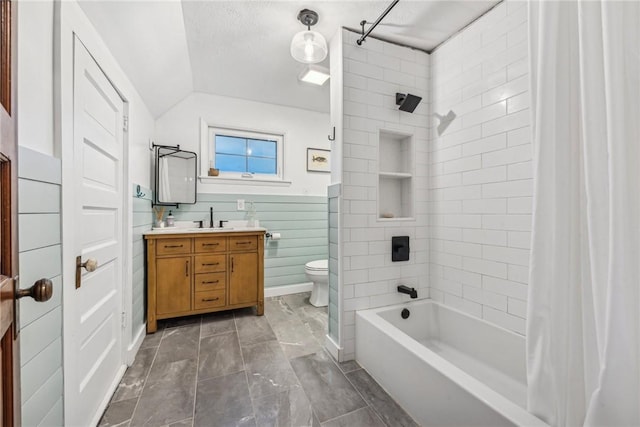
[[79, 0, 500, 117]]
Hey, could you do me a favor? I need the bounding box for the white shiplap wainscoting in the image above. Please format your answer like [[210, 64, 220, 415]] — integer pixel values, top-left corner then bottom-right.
[[429, 0, 531, 334], [166, 193, 328, 289], [131, 185, 152, 346], [18, 147, 64, 426]]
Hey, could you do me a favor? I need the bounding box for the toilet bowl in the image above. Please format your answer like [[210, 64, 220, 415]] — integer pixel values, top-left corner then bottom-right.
[[305, 259, 328, 307]]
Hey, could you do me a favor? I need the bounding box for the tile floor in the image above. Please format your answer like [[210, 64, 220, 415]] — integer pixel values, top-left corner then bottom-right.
[[99, 293, 418, 427]]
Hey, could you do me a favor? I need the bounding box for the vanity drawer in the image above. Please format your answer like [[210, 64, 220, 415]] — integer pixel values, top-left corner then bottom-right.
[[229, 236, 258, 252], [195, 254, 226, 273], [194, 290, 226, 310], [195, 272, 226, 292], [156, 238, 191, 256], [195, 237, 227, 253]]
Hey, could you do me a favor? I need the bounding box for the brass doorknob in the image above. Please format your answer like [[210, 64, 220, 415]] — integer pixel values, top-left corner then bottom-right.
[[17, 278, 53, 302]]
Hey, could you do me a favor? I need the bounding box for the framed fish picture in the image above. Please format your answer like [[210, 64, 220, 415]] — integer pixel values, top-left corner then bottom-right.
[[307, 148, 331, 173]]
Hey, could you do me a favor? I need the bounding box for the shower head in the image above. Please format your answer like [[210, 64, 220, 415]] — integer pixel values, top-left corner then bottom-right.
[[396, 93, 422, 113], [434, 110, 457, 135]]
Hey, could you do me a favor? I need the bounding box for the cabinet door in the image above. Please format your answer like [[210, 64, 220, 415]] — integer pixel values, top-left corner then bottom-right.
[[229, 252, 258, 305], [156, 256, 191, 314]]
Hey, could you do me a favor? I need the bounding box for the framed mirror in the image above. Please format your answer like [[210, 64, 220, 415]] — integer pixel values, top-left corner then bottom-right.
[[154, 146, 197, 206]]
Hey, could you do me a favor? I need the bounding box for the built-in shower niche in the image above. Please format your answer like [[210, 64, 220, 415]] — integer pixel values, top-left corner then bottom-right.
[[378, 129, 414, 220]]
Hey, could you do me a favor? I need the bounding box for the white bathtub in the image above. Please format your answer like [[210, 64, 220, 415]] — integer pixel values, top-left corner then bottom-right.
[[355, 300, 547, 427]]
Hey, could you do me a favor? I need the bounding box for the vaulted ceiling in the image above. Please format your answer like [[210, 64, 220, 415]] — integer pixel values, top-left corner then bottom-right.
[[78, 0, 499, 117]]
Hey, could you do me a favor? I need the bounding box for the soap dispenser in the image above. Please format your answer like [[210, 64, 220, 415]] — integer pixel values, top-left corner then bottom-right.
[[166, 210, 175, 227]]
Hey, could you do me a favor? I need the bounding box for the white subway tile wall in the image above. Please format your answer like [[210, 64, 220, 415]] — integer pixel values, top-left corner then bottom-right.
[[340, 29, 431, 360], [430, 1, 531, 334]]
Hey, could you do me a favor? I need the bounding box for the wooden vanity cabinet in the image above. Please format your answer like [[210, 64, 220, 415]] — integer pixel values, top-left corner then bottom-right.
[[145, 231, 264, 333]]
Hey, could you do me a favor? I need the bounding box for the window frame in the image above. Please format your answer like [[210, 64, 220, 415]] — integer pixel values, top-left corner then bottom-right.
[[200, 119, 285, 183]]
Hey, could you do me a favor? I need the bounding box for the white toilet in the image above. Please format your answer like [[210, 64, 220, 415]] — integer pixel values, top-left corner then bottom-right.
[[305, 259, 328, 307]]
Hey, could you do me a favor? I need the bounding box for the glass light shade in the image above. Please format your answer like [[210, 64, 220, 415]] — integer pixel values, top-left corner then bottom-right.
[[290, 30, 328, 64]]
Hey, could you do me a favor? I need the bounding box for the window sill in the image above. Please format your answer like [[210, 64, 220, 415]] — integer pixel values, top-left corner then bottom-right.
[[199, 176, 292, 187]]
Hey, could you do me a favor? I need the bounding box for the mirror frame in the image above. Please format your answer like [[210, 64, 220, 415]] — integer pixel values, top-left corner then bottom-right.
[[153, 145, 198, 207]]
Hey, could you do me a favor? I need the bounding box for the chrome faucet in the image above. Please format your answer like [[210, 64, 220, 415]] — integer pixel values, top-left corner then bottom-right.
[[397, 285, 417, 299]]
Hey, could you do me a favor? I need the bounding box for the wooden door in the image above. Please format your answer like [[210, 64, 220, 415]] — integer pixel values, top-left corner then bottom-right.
[[229, 252, 258, 305], [156, 256, 191, 315], [0, 0, 18, 424]]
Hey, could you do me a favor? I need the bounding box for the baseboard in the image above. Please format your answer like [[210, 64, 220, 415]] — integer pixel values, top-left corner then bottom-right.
[[324, 334, 343, 362], [127, 324, 146, 365], [89, 364, 127, 427], [264, 282, 313, 297]]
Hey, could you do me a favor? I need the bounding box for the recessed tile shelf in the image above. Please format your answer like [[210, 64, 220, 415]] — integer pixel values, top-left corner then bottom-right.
[[378, 130, 415, 220], [378, 172, 413, 179]]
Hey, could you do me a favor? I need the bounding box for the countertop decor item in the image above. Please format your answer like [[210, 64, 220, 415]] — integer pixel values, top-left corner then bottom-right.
[[307, 148, 330, 173], [153, 206, 166, 227]]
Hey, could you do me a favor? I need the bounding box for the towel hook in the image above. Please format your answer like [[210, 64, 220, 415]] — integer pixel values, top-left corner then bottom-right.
[[328, 126, 336, 141]]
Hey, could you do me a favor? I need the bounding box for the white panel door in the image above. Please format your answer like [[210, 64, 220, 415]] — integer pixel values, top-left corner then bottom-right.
[[66, 37, 125, 427]]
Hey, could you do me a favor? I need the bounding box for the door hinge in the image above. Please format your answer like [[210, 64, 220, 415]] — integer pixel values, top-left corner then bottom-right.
[[121, 312, 126, 329], [123, 115, 129, 132]]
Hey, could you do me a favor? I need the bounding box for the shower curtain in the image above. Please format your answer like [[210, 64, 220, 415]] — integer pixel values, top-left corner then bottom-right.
[[527, 1, 640, 426], [159, 156, 172, 202]]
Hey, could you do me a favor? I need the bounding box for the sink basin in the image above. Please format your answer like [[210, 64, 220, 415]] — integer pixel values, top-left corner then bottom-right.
[[186, 227, 234, 232]]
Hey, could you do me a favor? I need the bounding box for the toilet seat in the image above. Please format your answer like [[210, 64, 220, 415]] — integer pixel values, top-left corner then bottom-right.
[[305, 259, 328, 271]]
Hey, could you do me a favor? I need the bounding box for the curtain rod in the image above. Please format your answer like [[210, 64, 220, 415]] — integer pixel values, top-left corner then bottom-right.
[[357, 0, 400, 46]]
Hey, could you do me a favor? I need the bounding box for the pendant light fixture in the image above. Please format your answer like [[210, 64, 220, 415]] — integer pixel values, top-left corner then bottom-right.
[[290, 9, 328, 64]]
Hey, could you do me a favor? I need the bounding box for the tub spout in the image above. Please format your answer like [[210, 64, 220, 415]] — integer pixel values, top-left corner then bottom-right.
[[397, 285, 417, 299]]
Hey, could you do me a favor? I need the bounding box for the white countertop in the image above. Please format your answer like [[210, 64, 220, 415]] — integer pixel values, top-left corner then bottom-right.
[[144, 226, 267, 236]]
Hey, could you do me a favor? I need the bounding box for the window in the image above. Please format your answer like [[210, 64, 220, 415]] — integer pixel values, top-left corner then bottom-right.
[[206, 126, 284, 180], [215, 135, 277, 174]]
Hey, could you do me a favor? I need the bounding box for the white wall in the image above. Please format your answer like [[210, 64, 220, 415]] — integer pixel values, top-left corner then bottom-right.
[[429, 0, 531, 335], [18, 1, 54, 156], [155, 92, 331, 196], [339, 29, 430, 361]]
